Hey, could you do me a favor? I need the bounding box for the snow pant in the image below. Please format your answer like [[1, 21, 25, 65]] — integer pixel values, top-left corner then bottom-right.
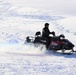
[[41, 37, 52, 49]]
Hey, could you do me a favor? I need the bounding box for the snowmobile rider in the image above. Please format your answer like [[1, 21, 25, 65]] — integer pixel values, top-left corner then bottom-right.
[[42, 23, 55, 38], [42, 23, 55, 48]]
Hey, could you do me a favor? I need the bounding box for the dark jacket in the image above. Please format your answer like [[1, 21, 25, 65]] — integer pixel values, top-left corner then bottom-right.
[[42, 27, 53, 38]]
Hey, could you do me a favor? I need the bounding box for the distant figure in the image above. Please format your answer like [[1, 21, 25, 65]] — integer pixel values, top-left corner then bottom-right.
[[42, 23, 55, 48]]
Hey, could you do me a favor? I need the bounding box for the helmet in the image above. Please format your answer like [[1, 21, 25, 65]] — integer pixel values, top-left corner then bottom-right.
[[35, 31, 41, 36], [45, 23, 49, 27], [59, 34, 65, 38]]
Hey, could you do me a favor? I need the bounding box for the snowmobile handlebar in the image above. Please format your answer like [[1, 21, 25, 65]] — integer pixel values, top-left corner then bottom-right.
[[51, 31, 55, 36]]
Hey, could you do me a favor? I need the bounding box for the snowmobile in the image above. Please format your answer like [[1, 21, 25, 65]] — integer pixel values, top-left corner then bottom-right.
[[25, 31, 75, 54]]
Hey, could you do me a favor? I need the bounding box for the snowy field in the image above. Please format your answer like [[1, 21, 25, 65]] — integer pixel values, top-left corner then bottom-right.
[[0, 1, 76, 75]]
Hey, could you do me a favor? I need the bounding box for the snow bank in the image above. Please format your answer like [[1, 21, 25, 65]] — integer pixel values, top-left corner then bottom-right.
[[56, 17, 76, 33]]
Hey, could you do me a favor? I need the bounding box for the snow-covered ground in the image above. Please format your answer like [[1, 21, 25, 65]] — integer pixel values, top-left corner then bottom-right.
[[0, 1, 76, 75]]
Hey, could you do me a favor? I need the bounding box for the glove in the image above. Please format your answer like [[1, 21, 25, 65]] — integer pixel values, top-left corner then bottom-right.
[[52, 31, 55, 36]]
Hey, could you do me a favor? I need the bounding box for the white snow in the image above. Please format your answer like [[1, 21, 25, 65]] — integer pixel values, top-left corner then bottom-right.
[[0, 1, 76, 75]]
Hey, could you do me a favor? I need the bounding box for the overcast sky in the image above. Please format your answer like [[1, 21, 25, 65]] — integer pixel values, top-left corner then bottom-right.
[[2, 0, 76, 16]]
